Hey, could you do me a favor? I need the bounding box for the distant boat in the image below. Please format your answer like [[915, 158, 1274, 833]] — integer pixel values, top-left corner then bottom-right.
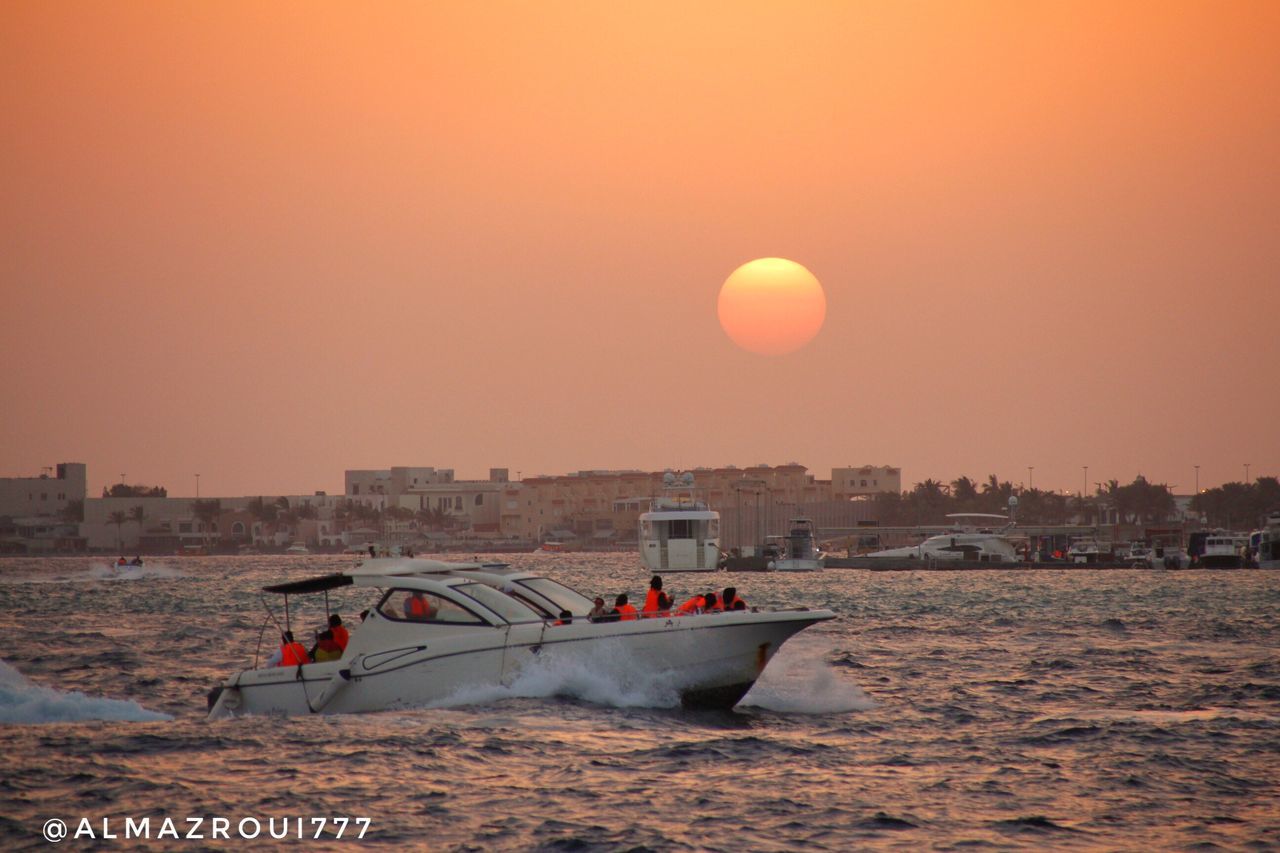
[[1199, 532, 1249, 569], [285, 542, 311, 555], [1256, 512, 1280, 569], [863, 514, 1020, 564], [639, 495, 720, 573], [771, 519, 824, 572]]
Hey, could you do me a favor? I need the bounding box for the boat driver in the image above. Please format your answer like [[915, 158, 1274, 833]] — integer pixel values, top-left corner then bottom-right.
[[403, 590, 437, 621]]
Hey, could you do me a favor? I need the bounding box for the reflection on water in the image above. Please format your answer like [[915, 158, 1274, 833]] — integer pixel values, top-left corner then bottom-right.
[[1, 554, 1278, 848]]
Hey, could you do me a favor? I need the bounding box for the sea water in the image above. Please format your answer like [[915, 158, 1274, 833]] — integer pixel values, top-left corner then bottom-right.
[[1, 555, 1277, 849]]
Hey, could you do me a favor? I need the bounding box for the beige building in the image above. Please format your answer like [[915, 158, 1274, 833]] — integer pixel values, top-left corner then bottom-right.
[[0, 462, 86, 519], [501, 463, 893, 543], [831, 465, 902, 498]]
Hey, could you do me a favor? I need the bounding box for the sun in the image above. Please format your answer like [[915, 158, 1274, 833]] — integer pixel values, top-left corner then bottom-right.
[[717, 258, 826, 355]]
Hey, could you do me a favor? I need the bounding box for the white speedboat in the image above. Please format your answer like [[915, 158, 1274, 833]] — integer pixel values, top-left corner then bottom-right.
[[770, 519, 824, 571], [863, 514, 1020, 563], [285, 542, 311, 555], [638, 488, 720, 573], [207, 558, 834, 718]]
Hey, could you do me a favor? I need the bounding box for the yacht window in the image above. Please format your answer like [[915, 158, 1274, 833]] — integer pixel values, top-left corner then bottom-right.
[[377, 589, 485, 625], [669, 519, 693, 539], [515, 577, 595, 616], [454, 583, 542, 623]]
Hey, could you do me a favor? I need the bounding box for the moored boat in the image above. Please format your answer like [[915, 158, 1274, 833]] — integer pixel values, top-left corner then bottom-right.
[[207, 558, 834, 718]]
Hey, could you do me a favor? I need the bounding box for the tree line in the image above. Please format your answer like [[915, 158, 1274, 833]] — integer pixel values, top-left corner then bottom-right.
[[866, 474, 1180, 527]]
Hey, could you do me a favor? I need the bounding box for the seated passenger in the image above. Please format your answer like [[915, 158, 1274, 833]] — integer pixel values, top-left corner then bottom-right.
[[311, 629, 343, 662], [613, 593, 638, 621], [732, 599, 747, 611], [720, 587, 745, 612], [268, 631, 310, 667], [676, 593, 706, 615], [703, 591, 720, 612], [328, 613, 350, 650], [403, 591, 436, 621], [553, 609, 573, 626], [588, 597, 609, 621], [643, 576, 668, 617]]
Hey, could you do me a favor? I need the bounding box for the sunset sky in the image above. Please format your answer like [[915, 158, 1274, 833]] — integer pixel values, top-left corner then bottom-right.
[[2, 2, 1277, 497]]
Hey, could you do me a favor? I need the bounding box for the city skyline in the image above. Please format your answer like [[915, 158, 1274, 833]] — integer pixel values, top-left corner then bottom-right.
[[3, 4, 1277, 506], [2, 456, 1271, 502]]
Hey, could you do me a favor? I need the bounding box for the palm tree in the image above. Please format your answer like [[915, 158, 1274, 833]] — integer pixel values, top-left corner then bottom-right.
[[107, 510, 128, 552], [192, 499, 222, 549]]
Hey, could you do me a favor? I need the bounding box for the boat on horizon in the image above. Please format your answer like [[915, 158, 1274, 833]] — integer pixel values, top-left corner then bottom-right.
[[861, 513, 1020, 564], [1255, 511, 1280, 569], [206, 558, 834, 718], [769, 518, 824, 572]]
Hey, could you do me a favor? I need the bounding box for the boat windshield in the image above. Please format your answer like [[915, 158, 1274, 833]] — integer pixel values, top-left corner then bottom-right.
[[514, 577, 595, 615], [454, 583, 543, 624]]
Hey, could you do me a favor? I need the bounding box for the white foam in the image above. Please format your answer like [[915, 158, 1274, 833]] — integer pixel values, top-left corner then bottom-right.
[[740, 636, 875, 714], [86, 562, 184, 581], [426, 639, 682, 710], [0, 660, 171, 724]]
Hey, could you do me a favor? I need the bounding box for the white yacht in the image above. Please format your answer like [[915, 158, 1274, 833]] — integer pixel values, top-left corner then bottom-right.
[[1256, 512, 1280, 569], [770, 519, 824, 572], [1067, 537, 1102, 564], [638, 473, 720, 573], [206, 558, 834, 718], [863, 514, 1020, 563]]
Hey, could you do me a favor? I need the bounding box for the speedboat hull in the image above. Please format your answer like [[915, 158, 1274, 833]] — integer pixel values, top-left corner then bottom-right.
[[208, 609, 834, 718]]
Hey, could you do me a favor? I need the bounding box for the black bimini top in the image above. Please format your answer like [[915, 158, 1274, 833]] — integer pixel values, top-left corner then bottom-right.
[[262, 573, 354, 595]]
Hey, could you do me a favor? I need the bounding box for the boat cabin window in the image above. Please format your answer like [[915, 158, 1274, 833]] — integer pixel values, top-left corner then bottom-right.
[[377, 588, 485, 625], [513, 577, 595, 616], [453, 583, 542, 624]]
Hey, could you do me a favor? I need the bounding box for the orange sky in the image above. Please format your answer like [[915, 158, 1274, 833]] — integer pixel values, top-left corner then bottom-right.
[[2, 2, 1278, 497]]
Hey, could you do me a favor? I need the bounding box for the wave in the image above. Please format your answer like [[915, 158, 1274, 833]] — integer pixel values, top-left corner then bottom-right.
[[0, 660, 171, 725], [423, 639, 683, 710], [86, 562, 184, 581], [741, 636, 875, 714]]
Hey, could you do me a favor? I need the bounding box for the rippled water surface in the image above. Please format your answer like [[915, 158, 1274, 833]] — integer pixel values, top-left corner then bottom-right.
[[2, 555, 1278, 850]]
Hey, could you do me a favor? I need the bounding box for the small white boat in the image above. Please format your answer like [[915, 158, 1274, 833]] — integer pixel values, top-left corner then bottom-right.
[[207, 558, 835, 718], [285, 543, 311, 555], [771, 519, 824, 572], [1200, 533, 1249, 569]]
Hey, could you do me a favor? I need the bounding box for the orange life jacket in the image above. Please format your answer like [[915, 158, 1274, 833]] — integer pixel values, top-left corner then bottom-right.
[[677, 595, 705, 615], [331, 625, 350, 650], [616, 603, 639, 621], [407, 595, 430, 618], [643, 589, 664, 616], [722, 594, 745, 611], [280, 642, 309, 666]]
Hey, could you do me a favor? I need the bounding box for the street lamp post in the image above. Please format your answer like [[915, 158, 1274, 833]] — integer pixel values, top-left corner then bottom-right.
[[1244, 463, 1251, 483], [1028, 466, 1034, 491], [195, 474, 201, 498], [1082, 466, 1088, 497], [1194, 465, 1199, 494]]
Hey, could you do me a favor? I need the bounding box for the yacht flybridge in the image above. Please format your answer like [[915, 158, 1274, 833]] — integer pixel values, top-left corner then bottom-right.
[[207, 558, 834, 718]]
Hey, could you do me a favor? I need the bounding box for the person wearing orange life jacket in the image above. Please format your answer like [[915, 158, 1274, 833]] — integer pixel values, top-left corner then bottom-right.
[[642, 576, 668, 617], [404, 591, 435, 621], [328, 613, 349, 650], [720, 587, 746, 612], [702, 591, 720, 612], [310, 629, 343, 662], [613, 593, 638, 621], [676, 593, 706, 615], [269, 631, 311, 667]]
